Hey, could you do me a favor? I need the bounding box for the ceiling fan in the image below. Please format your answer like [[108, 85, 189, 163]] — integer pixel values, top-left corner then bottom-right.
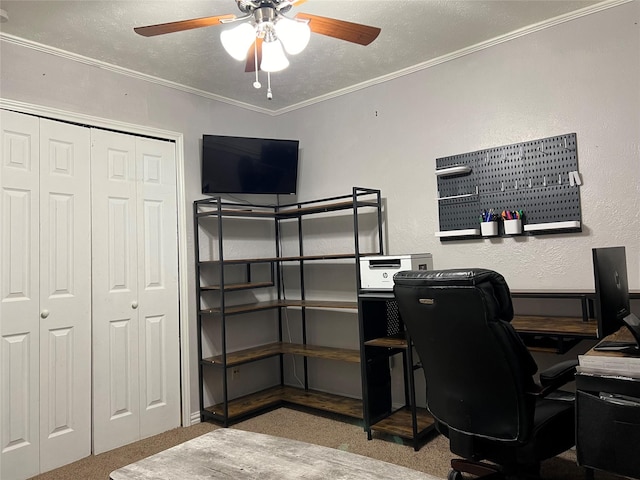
[[134, 0, 381, 99]]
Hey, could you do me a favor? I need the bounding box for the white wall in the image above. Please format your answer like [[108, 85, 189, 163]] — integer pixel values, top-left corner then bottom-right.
[[280, 1, 640, 291], [2, 0, 638, 421]]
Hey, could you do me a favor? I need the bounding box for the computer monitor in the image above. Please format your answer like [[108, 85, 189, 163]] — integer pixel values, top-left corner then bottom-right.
[[592, 246, 630, 339]]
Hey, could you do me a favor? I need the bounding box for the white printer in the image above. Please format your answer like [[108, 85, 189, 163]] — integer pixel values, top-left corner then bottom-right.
[[359, 253, 433, 291]]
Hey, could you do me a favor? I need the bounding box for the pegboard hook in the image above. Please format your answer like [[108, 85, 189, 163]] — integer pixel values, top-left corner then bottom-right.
[[563, 138, 575, 151], [538, 141, 548, 155]]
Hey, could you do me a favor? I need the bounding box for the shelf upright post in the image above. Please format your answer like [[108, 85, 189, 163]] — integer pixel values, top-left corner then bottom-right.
[[193, 200, 205, 421], [274, 205, 285, 386], [375, 189, 383, 255], [297, 203, 310, 390], [404, 332, 420, 450], [216, 197, 229, 426]]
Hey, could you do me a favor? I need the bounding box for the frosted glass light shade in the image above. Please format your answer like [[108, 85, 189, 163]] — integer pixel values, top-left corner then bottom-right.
[[220, 23, 256, 61], [261, 39, 289, 72], [275, 18, 310, 55]]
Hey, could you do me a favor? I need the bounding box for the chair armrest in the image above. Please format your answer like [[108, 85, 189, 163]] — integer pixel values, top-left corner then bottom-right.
[[531, 359, 578, 396]]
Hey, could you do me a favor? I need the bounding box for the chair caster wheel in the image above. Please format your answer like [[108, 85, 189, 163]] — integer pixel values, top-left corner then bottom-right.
[[448, 469, 464, 480]]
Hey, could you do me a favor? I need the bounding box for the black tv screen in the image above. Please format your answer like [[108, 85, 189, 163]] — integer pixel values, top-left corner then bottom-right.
[[201, 134, 299, 195], [592, 246, 631, 338]]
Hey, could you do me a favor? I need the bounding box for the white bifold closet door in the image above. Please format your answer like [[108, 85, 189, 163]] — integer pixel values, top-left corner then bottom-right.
[[90, 129, 180, 454], [1, 110, 92, 479]]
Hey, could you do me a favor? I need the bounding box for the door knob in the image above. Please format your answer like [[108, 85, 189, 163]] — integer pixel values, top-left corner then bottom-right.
[[131, 301, 139, 309], [41, 310, 50, 319]]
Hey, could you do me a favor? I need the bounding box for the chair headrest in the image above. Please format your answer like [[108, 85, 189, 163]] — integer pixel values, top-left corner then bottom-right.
[[393, 268, 514, 322]]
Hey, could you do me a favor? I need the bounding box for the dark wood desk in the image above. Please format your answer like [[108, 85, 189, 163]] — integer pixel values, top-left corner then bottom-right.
[[509, 289, 639, 354], [510, 290, 600, 353], [575, 329, 640, 479]]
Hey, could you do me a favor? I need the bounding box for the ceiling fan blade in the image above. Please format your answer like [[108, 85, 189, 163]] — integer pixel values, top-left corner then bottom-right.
[[295, 13, 380, 46], [245, 38, 263, 73], [134, 14, 236, 37], [277, 0, 308, 9]]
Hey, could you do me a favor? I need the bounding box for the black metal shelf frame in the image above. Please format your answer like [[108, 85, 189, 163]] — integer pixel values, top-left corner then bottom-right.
[[194, 187, 384, 425]]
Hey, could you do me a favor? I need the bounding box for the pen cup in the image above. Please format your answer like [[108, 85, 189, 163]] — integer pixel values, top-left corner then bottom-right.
[[480, 221, 498, 237], [504, 219, 522, 235]]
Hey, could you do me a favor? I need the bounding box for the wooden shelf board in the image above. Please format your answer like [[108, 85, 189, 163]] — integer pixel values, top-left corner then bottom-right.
[[276, 200, 380, 218], [202, 343, 282, 366], [200, 299, 358, 316], [204, 385, 363, 420], [202, 342, 360, 366], [281, 386, 363, 419], [281, 343, 361, 363], [200, 281, 274, 291], [200, 300, 284, 316], [371, 407, 436, 438], [204, 385, 284, 418], [512, 315, 597, 337], [196, 198, 380, 220], [199, 252, 381, 266], [285, 299, 358, 310], [365, 333, 408, 349]]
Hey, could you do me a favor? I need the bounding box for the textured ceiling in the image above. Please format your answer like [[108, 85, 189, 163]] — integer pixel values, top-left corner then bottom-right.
[[0, 0, 608, 114]]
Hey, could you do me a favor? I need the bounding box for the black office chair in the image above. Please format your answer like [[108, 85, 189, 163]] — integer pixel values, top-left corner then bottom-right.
[[393, 269, 577, 480]]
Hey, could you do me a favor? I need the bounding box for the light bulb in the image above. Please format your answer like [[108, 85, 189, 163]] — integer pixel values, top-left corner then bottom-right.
[[220, 23, 256, 61], [261, 39, 289, 72], [275, 18, 310, 55]]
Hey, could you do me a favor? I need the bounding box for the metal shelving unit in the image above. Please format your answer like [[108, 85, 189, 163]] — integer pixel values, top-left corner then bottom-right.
[[194, 187, 383, 425]]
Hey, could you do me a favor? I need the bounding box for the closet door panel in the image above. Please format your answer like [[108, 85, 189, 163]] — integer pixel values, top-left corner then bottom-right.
[[38, 119, 91, 472], [135, 138, 180, 439], [91, 129, 140, 454], [0, 110, 40, 480]]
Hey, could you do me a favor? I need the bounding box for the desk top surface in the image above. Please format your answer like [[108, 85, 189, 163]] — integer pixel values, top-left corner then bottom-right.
[[584, 328, 637, 358], [110, 429, 440, 480]]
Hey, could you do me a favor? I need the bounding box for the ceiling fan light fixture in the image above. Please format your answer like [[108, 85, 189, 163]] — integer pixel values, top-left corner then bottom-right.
[[261, 38, 289, 72], [275, 17, 310, 55], [220, 22, 256, 61]]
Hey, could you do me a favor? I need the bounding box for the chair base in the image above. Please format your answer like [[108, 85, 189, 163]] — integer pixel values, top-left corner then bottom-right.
[[449, 458, 541, 480], [450, 459, 502, 480]]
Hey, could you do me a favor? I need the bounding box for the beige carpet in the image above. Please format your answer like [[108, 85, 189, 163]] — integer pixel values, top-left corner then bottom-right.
[[28, 407, 623, 480]]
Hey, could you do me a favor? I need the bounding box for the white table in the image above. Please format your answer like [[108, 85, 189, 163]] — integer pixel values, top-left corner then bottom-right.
[[110, 428, 440, 480]]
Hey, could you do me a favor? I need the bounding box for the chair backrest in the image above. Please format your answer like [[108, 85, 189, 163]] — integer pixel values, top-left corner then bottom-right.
[[393, 268, 539, 445]]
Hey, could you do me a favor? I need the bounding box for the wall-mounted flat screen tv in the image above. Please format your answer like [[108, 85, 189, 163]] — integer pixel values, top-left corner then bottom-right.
[[201, 134, 299, 195]]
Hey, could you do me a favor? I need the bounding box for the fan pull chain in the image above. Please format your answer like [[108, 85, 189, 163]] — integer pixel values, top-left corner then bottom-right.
[[253, 41, 261, 89], [267, 72, 273, 100]]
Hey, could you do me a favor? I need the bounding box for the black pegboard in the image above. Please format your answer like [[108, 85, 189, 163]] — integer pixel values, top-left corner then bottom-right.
[[436, 133, 582, 235]]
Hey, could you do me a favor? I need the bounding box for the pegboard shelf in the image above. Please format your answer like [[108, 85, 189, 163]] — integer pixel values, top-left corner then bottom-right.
[[435, 165, 472, 177], [435, 228, 480, 238], [523, 220, 581, 233], [436, 133, 582, 240]]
